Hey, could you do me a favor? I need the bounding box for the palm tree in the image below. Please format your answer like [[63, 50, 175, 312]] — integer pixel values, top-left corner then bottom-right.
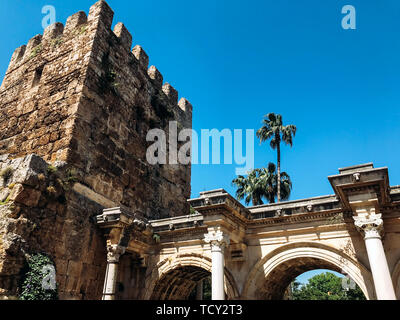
[[256, 113, 296, 202], [259, 162, 292, 203], [232, 169, 266, 206], [232, 162, 292, 205]]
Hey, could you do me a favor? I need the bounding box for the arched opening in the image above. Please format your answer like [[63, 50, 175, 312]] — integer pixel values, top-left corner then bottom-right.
[[288, 269, 366, 300], [188, 276, 211, 300], [243, 242, 374, 300], [257, 257, 345, 299], [150, 266, 211, 300], [144, 253, 239, 300]]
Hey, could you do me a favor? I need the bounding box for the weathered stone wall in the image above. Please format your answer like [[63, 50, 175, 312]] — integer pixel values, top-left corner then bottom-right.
[[71, 1, 192, 219], [0, 11, 90, 163], [0, 0, 193, 299], [0, 155, 106, 299]]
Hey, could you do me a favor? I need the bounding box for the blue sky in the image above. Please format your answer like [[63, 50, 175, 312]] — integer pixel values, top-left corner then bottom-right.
[[1, 1, 399, 203], [2, 0, 397, 286], [296, 269, 343, 285]]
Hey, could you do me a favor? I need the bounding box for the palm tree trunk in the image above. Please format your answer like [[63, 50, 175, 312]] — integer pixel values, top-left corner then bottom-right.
[[277, 142, 281, 203]]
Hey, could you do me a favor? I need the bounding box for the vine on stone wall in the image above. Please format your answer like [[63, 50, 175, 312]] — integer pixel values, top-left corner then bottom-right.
[[19, 253, 58, 300]]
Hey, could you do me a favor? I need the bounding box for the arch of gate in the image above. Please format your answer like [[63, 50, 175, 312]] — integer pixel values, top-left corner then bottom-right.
[[144, 252, 239, 300], [242, 241, 375, 300]]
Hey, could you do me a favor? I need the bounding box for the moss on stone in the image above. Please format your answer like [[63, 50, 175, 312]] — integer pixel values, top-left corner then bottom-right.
[[29, 44, 42, 59]]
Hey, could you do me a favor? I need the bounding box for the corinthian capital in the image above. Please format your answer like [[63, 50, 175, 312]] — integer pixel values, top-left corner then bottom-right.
[[204, 230, 230, 250], [353, 214, 384, 239], [107, 244, 126, 263]]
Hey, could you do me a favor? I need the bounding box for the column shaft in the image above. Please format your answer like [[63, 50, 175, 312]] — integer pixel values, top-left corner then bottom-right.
[[101, 244, 125, 300], [211, 245, 225, 300], [102, 261, 119, 300], [364, 234, 396, 300], [205, 230, 229, 300], [354, 214, 396, 300]]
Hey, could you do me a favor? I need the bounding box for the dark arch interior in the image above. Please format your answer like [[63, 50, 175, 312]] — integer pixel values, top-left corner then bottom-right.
[[258, 257, 343, 299], [150, 266, 211, 300]]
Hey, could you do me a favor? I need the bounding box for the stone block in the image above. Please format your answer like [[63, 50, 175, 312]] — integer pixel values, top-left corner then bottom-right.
[[113, 23, 132, 50], [9, 184, 41, 207], [162, 83, 178, 105], [132, 45, 149, 68], [0, 189, 10, 202], [148, 66, 163, 88], [88, 0, 114, 30], [65, 11, 87, 33], [43, 23, 64, 41]]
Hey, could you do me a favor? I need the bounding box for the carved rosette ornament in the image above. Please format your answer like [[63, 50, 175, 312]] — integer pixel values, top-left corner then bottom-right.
[[353, 214, 384, 239], [204, 231, 230, 251], [106, 244, 126, 263]]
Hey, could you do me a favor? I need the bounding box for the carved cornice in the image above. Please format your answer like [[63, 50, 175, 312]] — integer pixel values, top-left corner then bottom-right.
[[97, 207, 154, 254], [381, 202, 400, 213], [150, 213, 204, 233], [96, 206, 151, 231], [248, 209, 351, 226], [158, 227, 208, 242], [250, 201, 341, 220], [328, 166, 391, 211], [196, 205, 249, 229], [189, 191, 250, 226]]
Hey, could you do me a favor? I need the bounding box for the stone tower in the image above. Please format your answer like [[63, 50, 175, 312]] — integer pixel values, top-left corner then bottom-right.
[[0, 1, 192, 299]]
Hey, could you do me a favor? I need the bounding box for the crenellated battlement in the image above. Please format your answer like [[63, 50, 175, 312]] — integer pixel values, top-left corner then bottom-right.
[[0, 0, 192, 220], [4, 12, 87, 77], [2, 0, 192, 118]]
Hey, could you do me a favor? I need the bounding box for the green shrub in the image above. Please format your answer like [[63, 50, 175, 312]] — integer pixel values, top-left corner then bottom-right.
[[19, 253, 58, 300], [0, 196, 10, 206], [78, 25, 87, 35], [51, 37, 63, 48], [190, 206, 197, 215], [29, 44, 42, 59], [47, 165, 57, 174], [65, 168, 78, 184]]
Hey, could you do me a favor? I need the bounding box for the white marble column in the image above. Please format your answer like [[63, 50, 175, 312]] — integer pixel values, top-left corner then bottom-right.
[[196, 280, 203, 300], [102, 244, 126, 300], [205, 231, 230, 300], [354, 214, 396, 300]]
